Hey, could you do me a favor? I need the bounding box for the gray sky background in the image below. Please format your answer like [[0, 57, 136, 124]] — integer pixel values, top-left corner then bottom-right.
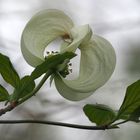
[[0, 0, 140, 140]]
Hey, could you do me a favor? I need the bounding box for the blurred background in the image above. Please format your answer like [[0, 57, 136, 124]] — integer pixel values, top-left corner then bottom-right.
[[0, 0, 140, 139]]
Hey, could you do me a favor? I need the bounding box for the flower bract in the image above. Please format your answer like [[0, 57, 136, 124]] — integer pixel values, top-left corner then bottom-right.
[[21, 9, 116, 101]]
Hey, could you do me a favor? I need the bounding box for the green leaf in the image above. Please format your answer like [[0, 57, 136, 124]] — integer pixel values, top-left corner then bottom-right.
[[0, 85, 9, 101], [31, 52, 76, 80], [0, 53, 20, 88], [19, 76, 35, 98], [83, 104, 116, 126], [117, 80, 140, 120], [10, 76, 35, 101], [129, 106, 140, 122]]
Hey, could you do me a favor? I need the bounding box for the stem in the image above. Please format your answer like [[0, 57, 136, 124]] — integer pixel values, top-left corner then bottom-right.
[[18, 70, 52, 105], [112, 120, 129, 126], [0, 120, 118, 130], [0, 70, 52, 116]]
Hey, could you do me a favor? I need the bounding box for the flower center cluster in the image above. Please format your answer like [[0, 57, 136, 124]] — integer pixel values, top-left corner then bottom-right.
[[45, 51, 72, 78], [58, 61, 72, 78]]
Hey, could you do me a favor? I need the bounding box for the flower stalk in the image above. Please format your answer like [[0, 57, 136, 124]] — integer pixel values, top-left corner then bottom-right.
[[0, 70, 53, 116], [0, 119, 118, 130]]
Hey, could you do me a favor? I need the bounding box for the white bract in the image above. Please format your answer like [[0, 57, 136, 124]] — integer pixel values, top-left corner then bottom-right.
[[21, 9, 116, 101]]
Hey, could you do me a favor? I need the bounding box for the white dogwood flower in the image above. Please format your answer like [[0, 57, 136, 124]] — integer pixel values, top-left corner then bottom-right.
[[21, 9, 116, 101]]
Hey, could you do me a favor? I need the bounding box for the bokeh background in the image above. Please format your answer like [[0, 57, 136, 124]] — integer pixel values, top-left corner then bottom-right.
[[0, 0, 140, 140]]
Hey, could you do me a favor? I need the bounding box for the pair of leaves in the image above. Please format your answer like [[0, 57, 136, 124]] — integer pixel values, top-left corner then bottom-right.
[[0, 52, 76, 102], [83, 79, 140, 126], [0, 53, 35, 102]]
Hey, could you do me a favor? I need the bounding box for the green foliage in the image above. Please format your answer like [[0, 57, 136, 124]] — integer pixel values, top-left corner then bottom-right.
[[18, 76, 35, 98], [0, 53, 35, 101], [0, 52, 76, 102], [0, 53, 20, 88], [83, 104, 116, 126], [129, 106, 140, 122], [0, 85, 9, 101], [1, 50, 140, 129], [117, 80, 140, 121], [10, 75, 35, 101], [83, 79, 140, 127]]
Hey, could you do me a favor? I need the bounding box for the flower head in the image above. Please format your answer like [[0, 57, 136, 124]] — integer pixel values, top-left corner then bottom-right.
[[21, 9, 116, 101]]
